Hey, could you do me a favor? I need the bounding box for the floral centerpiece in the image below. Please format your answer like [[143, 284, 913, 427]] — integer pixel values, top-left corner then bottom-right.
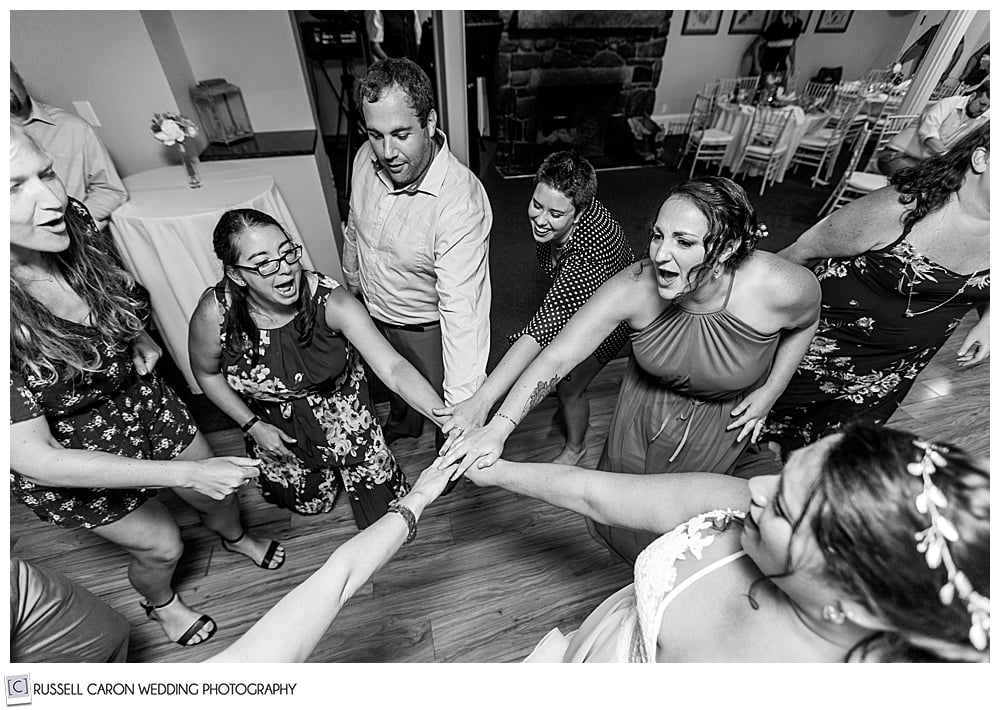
[[150, 112, 202, 188]]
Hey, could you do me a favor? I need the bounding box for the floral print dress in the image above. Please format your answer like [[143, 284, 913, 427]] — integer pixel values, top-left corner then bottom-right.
[[217, 272, 408, 528], [765, 228, 989, 453], [10, 323, 198, 529]]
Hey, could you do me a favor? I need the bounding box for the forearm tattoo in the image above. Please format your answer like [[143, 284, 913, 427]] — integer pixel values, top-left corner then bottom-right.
[[523, 375, 562, 418]]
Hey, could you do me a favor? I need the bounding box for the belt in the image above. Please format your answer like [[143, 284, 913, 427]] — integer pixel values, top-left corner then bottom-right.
[[372, 317, 439, 333]]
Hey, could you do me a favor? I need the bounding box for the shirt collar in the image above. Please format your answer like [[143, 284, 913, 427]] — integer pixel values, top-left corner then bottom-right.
[[25, 100, 57, 127], [370, 129, 449, 196]]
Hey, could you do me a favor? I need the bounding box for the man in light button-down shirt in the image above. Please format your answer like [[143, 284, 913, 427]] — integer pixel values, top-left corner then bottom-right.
[[343, 58, 492, 447], [878, 83, 990, 176], [11, 63, 127, 231]]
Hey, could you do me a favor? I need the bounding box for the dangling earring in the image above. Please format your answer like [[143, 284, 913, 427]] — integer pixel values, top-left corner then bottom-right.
[[712, 263, 723, 280], [822, 604, 847, 625]]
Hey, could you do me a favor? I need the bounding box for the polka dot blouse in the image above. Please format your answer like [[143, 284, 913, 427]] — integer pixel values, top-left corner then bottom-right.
[[511, 198, 637, 363]]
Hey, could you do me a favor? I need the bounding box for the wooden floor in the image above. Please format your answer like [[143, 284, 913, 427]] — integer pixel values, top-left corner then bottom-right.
[[8, 315, 989, 663]]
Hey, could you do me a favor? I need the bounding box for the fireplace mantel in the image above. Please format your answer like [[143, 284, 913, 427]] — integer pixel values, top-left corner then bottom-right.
[[511, 10, 669, 33]]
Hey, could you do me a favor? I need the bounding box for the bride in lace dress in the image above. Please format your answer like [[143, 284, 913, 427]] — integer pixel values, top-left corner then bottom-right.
[[462, 422, 989, 662]]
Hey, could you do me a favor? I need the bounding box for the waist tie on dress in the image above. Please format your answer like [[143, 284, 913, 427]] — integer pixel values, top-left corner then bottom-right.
[[651, 399, 706, 463]]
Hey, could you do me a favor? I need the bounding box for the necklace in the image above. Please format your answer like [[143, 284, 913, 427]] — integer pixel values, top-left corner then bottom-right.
[[899, 210, 979, 318], [901, 260, 977, 318]]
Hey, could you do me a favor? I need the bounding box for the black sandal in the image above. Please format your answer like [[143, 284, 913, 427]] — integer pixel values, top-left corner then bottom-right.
[[219, 529, 285, 570], [140, 592, 217, 647]]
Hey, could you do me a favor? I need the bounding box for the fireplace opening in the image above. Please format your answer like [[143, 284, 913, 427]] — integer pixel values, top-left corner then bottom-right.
[[534, 82, 627, 170]]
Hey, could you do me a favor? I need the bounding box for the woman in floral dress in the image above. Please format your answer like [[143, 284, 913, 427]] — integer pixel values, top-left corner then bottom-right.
[[765, 123, 990, 453], [10, 121, 275, 650], [189, 209, 449, 528]]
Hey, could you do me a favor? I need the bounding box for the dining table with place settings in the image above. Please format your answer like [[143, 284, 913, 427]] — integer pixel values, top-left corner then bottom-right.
[[711, 100, 829, 181], [109, 162, 316, 393]]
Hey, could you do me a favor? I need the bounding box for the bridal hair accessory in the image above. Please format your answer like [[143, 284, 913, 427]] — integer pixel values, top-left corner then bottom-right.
[[754, 223, 769, 241], [909, 440, 990, 651]]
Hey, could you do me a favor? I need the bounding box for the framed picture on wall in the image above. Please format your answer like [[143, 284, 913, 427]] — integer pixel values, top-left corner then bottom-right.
[[815, 11, 853, 33], [682, 10, 722, 36], [765, 10, 812, 33], [728, 10, 768, 35]]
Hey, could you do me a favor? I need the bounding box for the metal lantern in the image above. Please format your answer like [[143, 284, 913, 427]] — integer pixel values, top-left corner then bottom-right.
[[190, 79, 254, 145]]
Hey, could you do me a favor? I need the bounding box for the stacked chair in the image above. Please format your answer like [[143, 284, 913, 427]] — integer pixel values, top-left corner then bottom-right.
[[731, 106, 793, 196], [790, 100, 861, 187], [802, 81, 836, 110], [676, 92, 734, 177], [820, 126, 886, 216], [864, 68, 893, 86], [716, 78, 742, 101]]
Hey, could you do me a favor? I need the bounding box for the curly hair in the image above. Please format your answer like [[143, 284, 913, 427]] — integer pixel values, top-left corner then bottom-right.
[[11, 120, 146, 383], [890, 121, 989, 232], [789, 423, 990, 662], [534, 150, 598, 215], [355, 57, 435, 127], [650, 176, 763, 298], [212, 209, 315, 365]]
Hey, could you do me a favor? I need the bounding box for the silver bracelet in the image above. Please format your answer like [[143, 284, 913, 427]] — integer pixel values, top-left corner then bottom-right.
[[387, 500, 417, 544]]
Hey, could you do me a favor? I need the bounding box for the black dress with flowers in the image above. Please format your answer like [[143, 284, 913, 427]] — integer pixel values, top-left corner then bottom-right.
[[765, 227, 989, 452], [10, 325, 199, 529], [217, 271, 408, 528]]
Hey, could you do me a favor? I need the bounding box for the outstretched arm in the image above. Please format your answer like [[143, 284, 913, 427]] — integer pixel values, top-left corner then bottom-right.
[[207, 462, 457, 662], [778, 186, 903, 266], [464, 459, 750, 535], [325, 282, 446, 425], [437, 263, 645, 473]]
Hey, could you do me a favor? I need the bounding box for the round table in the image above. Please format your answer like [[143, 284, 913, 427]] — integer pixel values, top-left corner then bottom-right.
[[109, 162, 315, 393]]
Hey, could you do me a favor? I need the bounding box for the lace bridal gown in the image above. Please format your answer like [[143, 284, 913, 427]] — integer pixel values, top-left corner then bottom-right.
[[524, 510, 746, 662]]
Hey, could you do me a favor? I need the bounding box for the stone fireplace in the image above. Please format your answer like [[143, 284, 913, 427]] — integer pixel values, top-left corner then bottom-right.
[[493, 10, 672, 176]]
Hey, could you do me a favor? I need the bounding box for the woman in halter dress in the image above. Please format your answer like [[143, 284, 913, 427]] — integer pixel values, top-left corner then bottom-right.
[[440, 176, 821, 563]]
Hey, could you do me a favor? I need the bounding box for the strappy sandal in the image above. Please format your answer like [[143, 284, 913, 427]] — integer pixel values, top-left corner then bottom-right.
[[140, 592, 217, 647], [219, 529, 285, 570]]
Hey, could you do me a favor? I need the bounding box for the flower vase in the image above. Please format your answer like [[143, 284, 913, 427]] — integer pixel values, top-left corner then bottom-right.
[[176, 142, 202, 189]]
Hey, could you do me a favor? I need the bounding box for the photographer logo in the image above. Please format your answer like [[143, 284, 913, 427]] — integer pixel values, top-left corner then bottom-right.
[[5, 676, 31, 706]]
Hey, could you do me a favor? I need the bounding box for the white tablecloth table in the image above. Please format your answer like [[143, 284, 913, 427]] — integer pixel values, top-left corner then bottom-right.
[[109, 162, 314, 393], [713, 103, 827, 181]]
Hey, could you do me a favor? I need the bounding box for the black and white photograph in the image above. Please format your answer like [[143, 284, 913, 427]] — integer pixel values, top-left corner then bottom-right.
[[6, 7, 991, 705]]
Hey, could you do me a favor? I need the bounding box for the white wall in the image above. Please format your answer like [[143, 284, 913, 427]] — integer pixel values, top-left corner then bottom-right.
[[11, 10, 180, 176], [654, 10, 918, 117], [172, 11, 314, 132]]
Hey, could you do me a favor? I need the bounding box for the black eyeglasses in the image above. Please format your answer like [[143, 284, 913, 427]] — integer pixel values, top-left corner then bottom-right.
[[233, 243, 303, 277]]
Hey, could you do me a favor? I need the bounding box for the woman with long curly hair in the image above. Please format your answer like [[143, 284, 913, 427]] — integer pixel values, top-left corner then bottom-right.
[[461, 422, 989, 662], [441, 176, 821, 564], [9, 121, 280, 650], [764, 122, 990, 455], [188, 208, 449, 526]]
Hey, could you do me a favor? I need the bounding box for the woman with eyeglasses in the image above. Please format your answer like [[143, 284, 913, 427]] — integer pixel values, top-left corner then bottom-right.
[[188, 208, 449, 527]]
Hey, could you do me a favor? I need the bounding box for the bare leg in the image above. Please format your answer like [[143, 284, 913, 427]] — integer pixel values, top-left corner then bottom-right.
[[553, 355, 606, 465], [89, 499, 215, 644], [172, 432, 285, 568]]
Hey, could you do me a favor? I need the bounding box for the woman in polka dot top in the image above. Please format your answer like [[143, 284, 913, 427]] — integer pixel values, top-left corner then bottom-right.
[[434, 151, 635, 465]]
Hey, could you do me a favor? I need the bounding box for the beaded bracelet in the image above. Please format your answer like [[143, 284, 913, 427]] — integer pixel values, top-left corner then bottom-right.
[[387, 500, 417, 544], [493, 411, 518, 428], [240, 415, 260, 433]]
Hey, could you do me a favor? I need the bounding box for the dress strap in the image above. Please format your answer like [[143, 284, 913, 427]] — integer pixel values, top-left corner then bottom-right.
[[661, 550, 747, 608], [647, 550, 747, 663]]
